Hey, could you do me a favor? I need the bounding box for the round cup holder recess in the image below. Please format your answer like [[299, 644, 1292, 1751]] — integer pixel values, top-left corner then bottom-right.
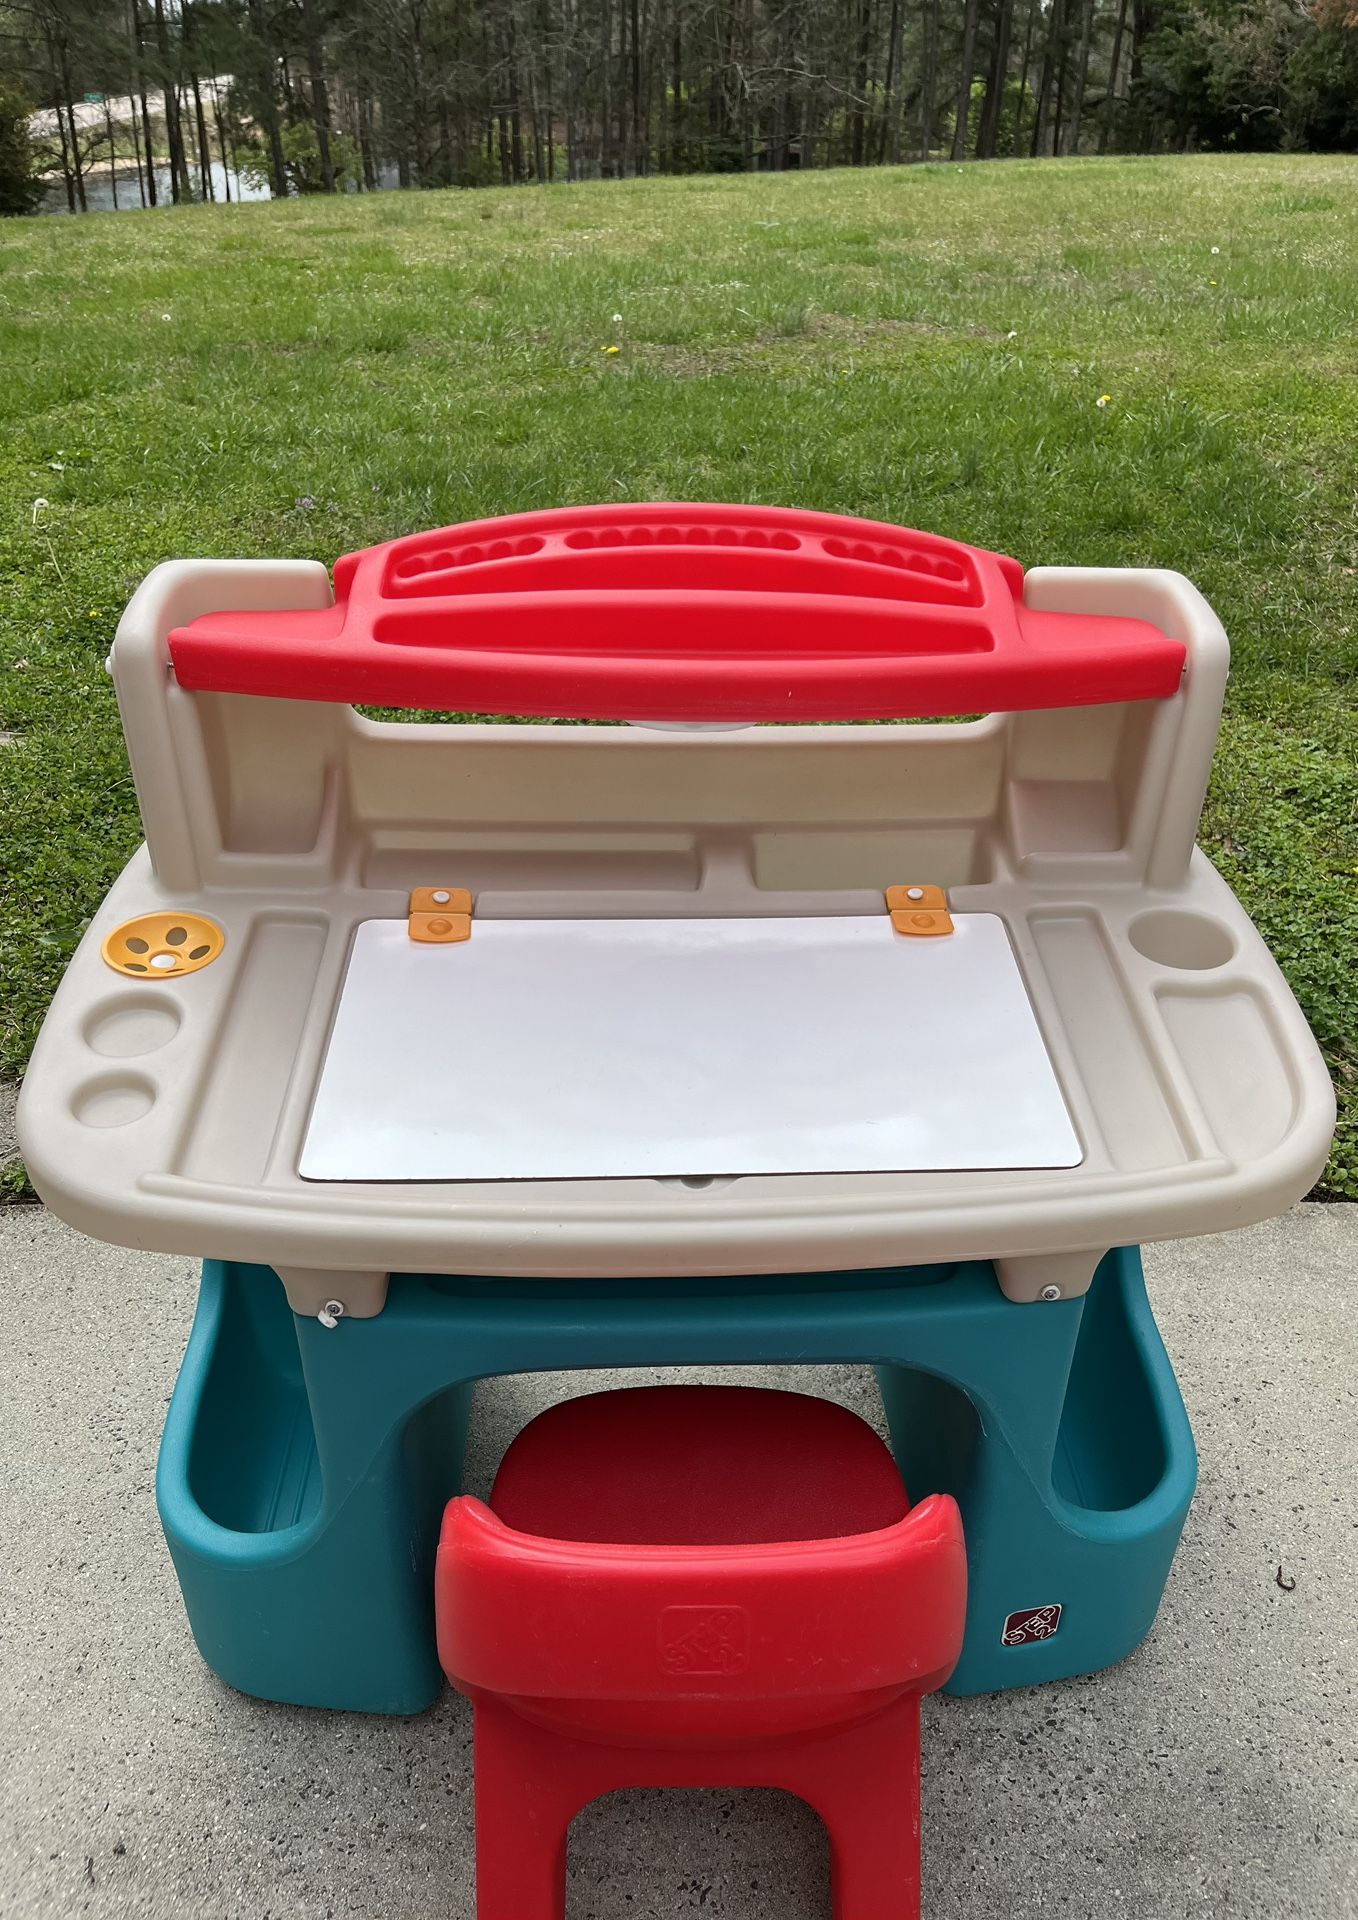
[[1128, 910, 1235, 972], [84, 996, 182, 1058], [72, 1074, 156, 1129]]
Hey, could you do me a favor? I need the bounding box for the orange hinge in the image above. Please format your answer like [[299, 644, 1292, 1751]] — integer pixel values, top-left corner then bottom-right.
[[885, 884, 953, 937], [408, 886, 473, 944]]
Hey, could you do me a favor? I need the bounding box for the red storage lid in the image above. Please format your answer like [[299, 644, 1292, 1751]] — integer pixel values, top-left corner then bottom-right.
[[169, 504, 1185, 722]]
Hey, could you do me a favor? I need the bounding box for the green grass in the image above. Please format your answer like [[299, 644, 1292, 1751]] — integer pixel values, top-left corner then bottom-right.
[[1, 153, 1354, 1196]]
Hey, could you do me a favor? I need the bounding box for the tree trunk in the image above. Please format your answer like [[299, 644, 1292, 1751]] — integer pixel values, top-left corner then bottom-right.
[[850, 0, 871, 164], [151, 0, 186, 202], [209, 75, 232, 198], [180, 0, 211, 195], [410, 43, 430, 185], [1052, 15, 1070, 153], [247, 0, 289, 196], [977, 0, 1014, 159], [1012, 0, 1038, 153], [49, 48, 76, 213], [527, 66, 543, 179], [864, 0, 898, 161], [668, 4, 681, 168], [59, 60, 87, 212], [358, 87, 377, 188], [1030, 0, 1065, 157], [1066, 0, 1095, 151], [127, 86, 147, 206], [103, 97, 119, 207], [559, 0, 577, 175], [305, 13, 336, 191], [1099, 0, 1131, 152], [437, 98, 452, 185], [67, 103, 86, 210], [506, 3, 524, 181], [191, 72, 213, 197], [1130, 0, 1157, 151], [628, 0, 643, 170], [919, 0, 940, 161], [137, 95, 156, 202], [887, 15, 908, 160], [48, 30, 87, 212], [179, 85, 198, 195], [601, 0, 614, 175], [774, 0, 797, 170], [952, 0, 982, 158], [878, 0, 903, 163], [129, 0, 157, 207]]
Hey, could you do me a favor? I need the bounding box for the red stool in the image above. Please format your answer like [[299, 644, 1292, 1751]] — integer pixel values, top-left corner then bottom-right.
[[436, 1385, 966, 1919]]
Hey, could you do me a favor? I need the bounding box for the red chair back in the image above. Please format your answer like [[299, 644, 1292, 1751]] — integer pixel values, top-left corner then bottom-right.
[[434, 1386, 967, 1920]]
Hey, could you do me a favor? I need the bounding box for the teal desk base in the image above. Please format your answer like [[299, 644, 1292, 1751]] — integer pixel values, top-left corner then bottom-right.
[[157, 1250, 1196, 1713]]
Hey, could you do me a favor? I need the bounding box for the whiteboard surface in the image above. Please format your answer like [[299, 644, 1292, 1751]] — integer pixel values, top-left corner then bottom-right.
[[300, 915, 1081, 1182]]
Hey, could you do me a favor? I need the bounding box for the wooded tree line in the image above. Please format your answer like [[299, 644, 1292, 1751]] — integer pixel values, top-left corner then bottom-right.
[[4, 0, 1358, 212]]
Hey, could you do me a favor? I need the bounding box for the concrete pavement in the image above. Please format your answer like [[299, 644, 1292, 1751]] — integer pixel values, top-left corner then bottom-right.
[[1, 1205, 1354, 1919]]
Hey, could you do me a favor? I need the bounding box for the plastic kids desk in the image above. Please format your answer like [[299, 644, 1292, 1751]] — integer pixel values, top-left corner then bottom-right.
[[18, 505, 1335, 1712]]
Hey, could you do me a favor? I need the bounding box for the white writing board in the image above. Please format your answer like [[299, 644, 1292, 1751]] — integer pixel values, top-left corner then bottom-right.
[[300, 914, 1081, 1182]]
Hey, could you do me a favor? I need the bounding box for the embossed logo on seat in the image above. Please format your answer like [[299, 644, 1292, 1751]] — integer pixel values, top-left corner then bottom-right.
[[659, 1606, 750, 1676]]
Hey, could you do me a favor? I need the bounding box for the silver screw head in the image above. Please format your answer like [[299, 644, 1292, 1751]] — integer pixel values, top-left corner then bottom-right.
[[1039, 1284, 1062, 1302], [318, 1298, 346, 1329]]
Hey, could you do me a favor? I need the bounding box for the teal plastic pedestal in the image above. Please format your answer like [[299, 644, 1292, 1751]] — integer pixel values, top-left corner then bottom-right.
[[157, 1250, 1196, 1713]]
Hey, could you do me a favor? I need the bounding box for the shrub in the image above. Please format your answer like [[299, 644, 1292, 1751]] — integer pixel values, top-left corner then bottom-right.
[[0, 81, 42, 217]]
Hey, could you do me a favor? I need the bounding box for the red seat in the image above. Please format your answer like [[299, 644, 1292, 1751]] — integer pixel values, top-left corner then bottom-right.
[[436, 1385, 967, 1919]]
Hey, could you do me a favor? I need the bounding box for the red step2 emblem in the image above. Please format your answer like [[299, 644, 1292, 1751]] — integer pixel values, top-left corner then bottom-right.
[[1002, 1603, 1063, 1646]]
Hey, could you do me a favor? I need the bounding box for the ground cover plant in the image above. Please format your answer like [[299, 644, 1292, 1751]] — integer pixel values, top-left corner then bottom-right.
[[0, 150, 1354, 1194]]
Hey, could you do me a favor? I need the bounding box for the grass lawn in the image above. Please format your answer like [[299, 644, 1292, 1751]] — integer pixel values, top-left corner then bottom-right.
[[0, 152, 1354, 1197]]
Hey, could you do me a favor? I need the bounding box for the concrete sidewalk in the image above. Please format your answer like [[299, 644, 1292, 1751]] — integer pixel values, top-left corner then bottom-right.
[[1, 1206, 1354, 1920]]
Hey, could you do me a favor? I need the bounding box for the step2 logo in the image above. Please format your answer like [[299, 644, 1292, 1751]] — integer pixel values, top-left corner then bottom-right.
[[1002, 1603, 1063, 1646], [659, 1605, 750, 1676]]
